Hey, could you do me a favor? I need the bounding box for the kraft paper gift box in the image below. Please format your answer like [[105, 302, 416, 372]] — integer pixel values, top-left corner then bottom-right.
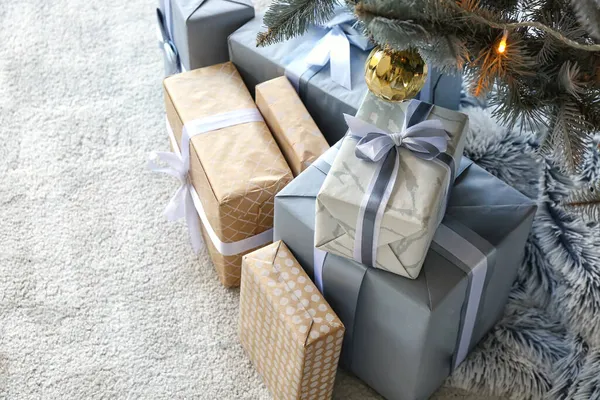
[[228, 14, 463, 143], [273, 147, 537, 400], [157, 0, 254, 75], [256, 77, 330, 176], [315, 95, 469, 279], [239, 241, 345, 400], [156, 62, 293, 287]]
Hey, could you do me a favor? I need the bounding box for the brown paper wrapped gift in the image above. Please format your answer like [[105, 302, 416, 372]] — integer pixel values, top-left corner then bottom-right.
[[240, 241, 345, 400], [163, 62, 293, 287], [256, 77, 329, 176]]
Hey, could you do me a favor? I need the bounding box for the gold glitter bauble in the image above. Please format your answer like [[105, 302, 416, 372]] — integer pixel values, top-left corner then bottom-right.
[[364, 47, 428, 102]]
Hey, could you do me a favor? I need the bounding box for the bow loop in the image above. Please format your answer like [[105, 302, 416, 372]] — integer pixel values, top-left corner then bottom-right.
[[346, 103, 449, 164], [302, 9, 373, 90], [148, 149, 202, 253]]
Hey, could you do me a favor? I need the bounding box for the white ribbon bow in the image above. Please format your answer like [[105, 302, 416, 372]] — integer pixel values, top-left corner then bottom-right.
[[148, 149, 203, 252], [149, 109, 265, 255], [303, 11, 372, 90]]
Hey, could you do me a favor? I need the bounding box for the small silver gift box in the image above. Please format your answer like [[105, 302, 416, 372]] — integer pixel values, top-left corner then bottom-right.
[[315, 94, 469, 279]]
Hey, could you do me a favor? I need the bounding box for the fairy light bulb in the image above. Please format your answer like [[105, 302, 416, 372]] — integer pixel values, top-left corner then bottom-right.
[[497, 30, 508, 54]]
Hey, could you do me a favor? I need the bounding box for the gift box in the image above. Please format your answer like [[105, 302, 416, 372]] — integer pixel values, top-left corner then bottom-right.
[[239, 241, 345, 400], [315, 95, 469, 279], [256, 77, 330, 176], [274, 147, 537, 400], [155, 62, 293, 287], [228, 14, 463, 143], [157, 0, 254, 75]]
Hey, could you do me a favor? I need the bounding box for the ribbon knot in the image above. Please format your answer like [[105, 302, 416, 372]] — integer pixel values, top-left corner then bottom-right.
[[302, 9, 373, 90], [390, 132, 405, 147], [348, 102, 449, 164]]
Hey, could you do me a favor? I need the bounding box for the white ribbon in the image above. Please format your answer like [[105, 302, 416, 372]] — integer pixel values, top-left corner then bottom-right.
[[304, 26, 352, 89], [433, 224, 488, 368], [149, 109, 274, 256], [285, 9, 372, 91]]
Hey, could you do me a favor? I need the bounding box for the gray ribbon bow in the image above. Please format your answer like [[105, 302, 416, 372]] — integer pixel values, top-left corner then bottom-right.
[[344, 100, 453, 268]]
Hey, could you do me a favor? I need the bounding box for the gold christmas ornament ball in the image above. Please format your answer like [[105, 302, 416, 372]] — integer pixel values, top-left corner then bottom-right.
[[364, 47, 428, 102]]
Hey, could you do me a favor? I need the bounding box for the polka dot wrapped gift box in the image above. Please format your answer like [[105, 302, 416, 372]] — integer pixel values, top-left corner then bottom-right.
[[240, 241, 345, 400]]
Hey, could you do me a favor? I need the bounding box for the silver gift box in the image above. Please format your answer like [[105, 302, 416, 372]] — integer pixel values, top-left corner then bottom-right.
[[158, 0, 254, 74], [228, 15, 463, 144], [274, 151, 537, 400], [315, 96, 469, 279]]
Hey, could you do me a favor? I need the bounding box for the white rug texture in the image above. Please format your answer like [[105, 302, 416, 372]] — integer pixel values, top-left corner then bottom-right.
[[0, 1, 506, 399]]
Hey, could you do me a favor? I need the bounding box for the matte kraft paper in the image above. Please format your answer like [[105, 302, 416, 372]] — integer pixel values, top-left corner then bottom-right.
[[256, 77, 330, 176], [274, 153, 537, 400], [239, 241, 345, 400], [228, 15, 464, 144], [163, 62, 293, 287], [158, 0, 254, 73], [315, 95, 469, 279]]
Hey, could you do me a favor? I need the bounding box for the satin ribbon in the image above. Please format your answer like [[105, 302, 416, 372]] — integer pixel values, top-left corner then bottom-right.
[[345, 100, 451, 268], [312, 149, 488, 369], [149, 109, 271, 255], [157, 1, 182, 75], [285, 9, 372, 91], [157, 0, 189, 74]]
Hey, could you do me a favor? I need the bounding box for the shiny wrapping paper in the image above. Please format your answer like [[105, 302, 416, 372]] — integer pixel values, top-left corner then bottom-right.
[[315, 95, 469, 279], [274, 152, 537, 400], [239, 241, 345, 400], [256, 77, 330, 176], [163, 62, 293, 287]]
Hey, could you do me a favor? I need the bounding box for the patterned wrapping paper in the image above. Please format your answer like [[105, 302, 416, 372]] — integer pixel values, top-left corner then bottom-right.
[[256, 77, 330, 176], [239, 241, 345, 400], [315, 94, 469, 279], [163, 62, 293, 287]]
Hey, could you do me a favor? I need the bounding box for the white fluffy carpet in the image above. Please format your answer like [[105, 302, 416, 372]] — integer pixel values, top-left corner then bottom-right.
[[0, 1, 504, 399]]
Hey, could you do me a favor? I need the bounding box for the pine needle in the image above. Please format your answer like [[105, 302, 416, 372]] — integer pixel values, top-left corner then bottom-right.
[[563, 181, 600, 221]]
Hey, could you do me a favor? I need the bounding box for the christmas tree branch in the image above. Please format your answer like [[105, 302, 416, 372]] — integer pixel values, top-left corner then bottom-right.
[[355, 0, 600, 51], [258, 0, 600, 178], [257, 0, 337, 46], [563, 181, 600, 221]]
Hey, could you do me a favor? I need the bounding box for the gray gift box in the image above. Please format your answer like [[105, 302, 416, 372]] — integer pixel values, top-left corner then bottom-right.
[[274, 148, 537, 400], [228, 15, 463, 144], [157, 0, 254, 75]]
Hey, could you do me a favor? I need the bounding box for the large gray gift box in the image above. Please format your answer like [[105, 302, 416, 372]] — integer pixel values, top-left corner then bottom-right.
[[228, 16, 463, 144], [274, 147, 537, 400], [157, 0, 254, 75]]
